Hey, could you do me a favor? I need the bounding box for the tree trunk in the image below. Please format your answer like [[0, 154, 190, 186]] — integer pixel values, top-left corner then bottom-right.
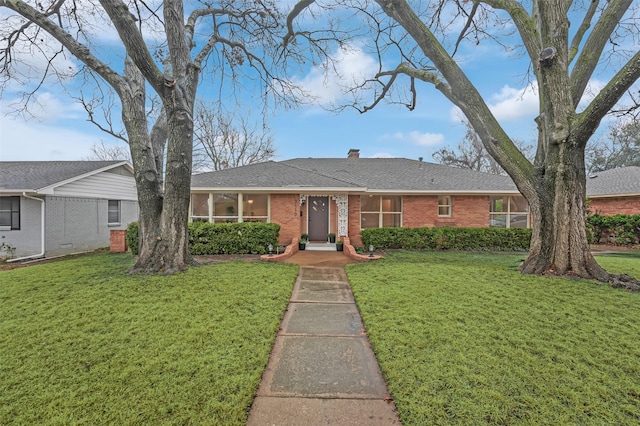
[[520, 147, 609, 280], [119, 58, 194, 274]]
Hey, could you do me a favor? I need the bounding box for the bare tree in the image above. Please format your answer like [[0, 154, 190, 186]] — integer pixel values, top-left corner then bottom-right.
[[193, 102, 275, 172], [1, 1, 299, 273], [586, 119, 640, 173], [285, 1, 640, 286], [84, 141, 132, 162], [433, 118, 533, 175]]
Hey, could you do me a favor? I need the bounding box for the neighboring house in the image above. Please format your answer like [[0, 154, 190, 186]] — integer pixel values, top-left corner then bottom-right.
[[0, 161, 139, 259], [586, 166, 640, 216], [190, 149, 529, 246]]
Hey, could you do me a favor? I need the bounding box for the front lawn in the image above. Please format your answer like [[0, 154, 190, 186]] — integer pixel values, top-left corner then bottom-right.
[[0, 253, 298, 425], [346, 251, 640, 425]]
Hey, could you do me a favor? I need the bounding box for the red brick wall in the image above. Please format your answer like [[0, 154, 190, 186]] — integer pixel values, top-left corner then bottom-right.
[[348, 195, 362, 246], [403, 195, 490, 228], [109, 229, 127, 253], [270, 194, 302, 245], [589, 196, 640, 216]]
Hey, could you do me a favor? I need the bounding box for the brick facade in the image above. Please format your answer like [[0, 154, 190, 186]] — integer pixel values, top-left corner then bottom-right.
[[270, 194, 302, 245], [589, 196, 640, 216], [348, 195, 362, 246]]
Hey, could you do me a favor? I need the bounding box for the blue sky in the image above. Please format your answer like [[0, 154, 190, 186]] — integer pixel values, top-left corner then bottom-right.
[[0, 2, 624, 164]]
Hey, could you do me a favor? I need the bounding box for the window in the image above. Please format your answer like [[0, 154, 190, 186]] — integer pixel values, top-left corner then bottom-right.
[[191, 193, 210, 222], [191, 193, 270, 223], [243, 194, 269, 222], [438, 195, 452, 217], [108, 200, 121, 224], [490, 196, 529, 228], [0, 196, 20, 230], [361, 195, 402, 229], [213, 193, 238, 222]]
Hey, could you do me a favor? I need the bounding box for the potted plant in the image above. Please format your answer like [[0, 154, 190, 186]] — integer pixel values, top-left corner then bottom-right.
[[336, 239, 344, 251], [301, 233, 308, 242], [328, 232, 336, 243], [298, 238, 307, 251]]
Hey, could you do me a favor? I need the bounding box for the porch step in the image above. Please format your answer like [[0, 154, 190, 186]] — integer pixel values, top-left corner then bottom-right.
[[305, 242, 337, 251]]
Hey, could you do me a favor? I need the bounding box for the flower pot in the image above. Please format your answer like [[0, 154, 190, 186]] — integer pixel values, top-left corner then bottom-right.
[[336, 243, 343, 252], [298, 242, 306, 251], [328, 235, 336, 243]]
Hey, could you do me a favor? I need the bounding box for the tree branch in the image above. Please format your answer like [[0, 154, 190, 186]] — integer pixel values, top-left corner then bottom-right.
[[99, 0, 164, 93], [567, 0, 599, 63], [573, 50, 640, 148], [283, 0, 316, 46], [1, 0, 124, 91], [569, 0, 633, 107]]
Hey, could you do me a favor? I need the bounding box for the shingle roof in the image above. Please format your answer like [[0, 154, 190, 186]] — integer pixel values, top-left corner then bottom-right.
[[0, 161, 126, 191], [586, 166, 640, 197], [191, 157, 518, 193], [191, 161, 359, 190]]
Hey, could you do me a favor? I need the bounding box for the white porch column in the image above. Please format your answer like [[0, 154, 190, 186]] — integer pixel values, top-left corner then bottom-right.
[[331, 194, 349, 237]]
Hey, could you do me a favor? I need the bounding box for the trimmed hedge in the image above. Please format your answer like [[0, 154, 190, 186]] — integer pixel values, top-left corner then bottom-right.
[[361, 227, 532, 252], [587, 213, 640, 245], [125, 221, 280, 256]]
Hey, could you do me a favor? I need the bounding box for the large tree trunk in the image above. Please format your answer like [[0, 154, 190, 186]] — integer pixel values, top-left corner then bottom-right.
[[520, 147, 609, 280], [119, 57, 194, 274]]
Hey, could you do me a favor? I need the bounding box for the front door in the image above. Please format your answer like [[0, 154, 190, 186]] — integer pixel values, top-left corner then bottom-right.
[[308, 196, 329, 242]]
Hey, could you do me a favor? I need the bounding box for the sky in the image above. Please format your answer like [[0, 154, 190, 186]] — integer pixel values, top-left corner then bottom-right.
[[0, 1, 629, 164]]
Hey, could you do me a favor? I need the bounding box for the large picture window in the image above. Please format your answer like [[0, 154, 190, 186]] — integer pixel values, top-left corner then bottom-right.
[[190, 193, 269, 223], [490, 196, 529, 228], [243, 194, 269, 222], [213, 193, 238, 222], [361, 195, 402, 229], [0, 196, 20, 230]]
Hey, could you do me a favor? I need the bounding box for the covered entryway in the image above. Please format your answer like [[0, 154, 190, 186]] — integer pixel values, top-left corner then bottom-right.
[[308, 196, 329, 241]]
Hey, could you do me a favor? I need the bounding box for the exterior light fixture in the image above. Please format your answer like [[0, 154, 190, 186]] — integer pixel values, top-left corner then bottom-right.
[[268, 244, 273, 257], [369, 244, 374, 258]]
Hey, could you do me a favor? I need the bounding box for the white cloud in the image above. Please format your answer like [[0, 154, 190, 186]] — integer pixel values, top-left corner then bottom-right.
[[380, 131, 445, 147], [369, 152, 396, 158], [448, 82, 539, 124], [488, 83, 539, 121], [0, 115, 103, 161], [1, 97, 105, 161], [293, 44, 379, 105]]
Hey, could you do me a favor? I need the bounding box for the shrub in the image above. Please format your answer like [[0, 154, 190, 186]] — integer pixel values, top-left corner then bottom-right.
[[361, 227, 531, 252], [126, 222, 139, 255], [125, 221, 280, 256], [587, 213, 640, 245], [189, 222, 280, 255]]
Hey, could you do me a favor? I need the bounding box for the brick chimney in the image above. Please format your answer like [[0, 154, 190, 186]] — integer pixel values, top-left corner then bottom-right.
[[347, 149, 360, 159]]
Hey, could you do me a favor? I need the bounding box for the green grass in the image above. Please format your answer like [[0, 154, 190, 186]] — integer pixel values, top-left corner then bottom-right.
[[346, 251, 640, 425], [0, 253, 298, 425]]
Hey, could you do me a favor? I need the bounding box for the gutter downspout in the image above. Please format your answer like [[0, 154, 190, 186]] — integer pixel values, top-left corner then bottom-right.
[[7, 192, 45, 263]]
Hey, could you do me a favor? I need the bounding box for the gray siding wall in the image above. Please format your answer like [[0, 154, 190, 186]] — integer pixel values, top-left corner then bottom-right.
[[0, 196, 43, 257], [45, 196, 139, 257], [54, 167, 137, 200]]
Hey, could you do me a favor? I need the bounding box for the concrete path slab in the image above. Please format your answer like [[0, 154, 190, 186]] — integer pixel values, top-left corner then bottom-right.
[[247, 266, 401, 425], [248, 397, 400, 425], [258, 336, 389, 398], [292, 280, 354, 303], [280, 304, 363, 335]]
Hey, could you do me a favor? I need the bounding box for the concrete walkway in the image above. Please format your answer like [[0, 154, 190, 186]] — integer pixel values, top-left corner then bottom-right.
[[247, 261, 400, 425]]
